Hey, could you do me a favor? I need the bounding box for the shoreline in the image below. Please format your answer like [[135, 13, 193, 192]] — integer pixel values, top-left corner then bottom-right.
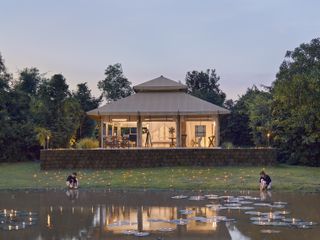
[[0, 162, 319, 193], [0, 185, 319, 193]]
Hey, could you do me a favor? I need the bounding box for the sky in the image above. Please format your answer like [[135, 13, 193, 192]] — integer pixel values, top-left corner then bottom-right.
[[1, 0, 320, 100]]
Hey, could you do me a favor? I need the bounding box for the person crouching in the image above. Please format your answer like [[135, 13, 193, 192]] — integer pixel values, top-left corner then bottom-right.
[[66, 172, 79, 189], [259, 170, 271, 191]]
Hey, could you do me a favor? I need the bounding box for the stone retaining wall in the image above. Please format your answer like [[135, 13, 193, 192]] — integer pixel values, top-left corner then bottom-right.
[[40, 148, 277, 170]]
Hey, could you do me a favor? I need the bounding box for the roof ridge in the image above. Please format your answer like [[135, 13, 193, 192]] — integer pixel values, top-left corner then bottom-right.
[[133, 75, 187, 92]]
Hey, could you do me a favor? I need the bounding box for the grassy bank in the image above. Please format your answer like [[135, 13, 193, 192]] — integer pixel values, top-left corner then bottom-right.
[[0, 162, 319, 192]]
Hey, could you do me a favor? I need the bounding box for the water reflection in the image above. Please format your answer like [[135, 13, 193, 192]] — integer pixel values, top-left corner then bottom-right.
[[226, 222, 250, 240], [0, 190, 319, 240], [260, 190, 272, 201], [66, 189, 79, 201]]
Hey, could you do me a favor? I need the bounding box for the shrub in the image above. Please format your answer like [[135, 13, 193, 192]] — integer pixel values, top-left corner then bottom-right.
[[221, 142, 234, 149], [76, 138, 99, 149]]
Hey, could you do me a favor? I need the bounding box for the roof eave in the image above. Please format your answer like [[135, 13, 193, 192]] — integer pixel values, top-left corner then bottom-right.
[[87, 110, 230, 117]]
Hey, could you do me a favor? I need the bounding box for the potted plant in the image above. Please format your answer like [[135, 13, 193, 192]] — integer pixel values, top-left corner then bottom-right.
[[169, 127, 175, 137]]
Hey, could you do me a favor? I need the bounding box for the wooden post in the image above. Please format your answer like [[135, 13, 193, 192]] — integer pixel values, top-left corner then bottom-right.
[[215, 115, 220, 147], [137, 115, 142, 147], [176, 115, 181, 147], [137, 206, 143, 232], [100, 118, 104, 148]]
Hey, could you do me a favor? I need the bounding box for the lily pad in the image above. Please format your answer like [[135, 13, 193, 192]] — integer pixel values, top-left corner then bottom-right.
[[171, 195, 188, 199], [134, 232, 150, 237]]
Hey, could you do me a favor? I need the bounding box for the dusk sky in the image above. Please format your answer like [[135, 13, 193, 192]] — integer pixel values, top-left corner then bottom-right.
[[1, 0, 319, 100]]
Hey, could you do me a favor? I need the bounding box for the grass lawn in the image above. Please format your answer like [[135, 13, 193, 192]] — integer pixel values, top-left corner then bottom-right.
[[0, 162, 319, 192]]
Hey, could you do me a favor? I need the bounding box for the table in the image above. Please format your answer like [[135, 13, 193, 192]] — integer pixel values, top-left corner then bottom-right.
[[169, 137, 176, 147]]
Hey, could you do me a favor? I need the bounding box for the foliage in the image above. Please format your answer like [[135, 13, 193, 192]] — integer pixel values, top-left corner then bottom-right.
[[221, 86, 272, 147], [15, 68, 41, 96], [1, 37, 320, 166], [246, 89, 272, 146], [185, 69, 226, 106], [35, 127, 52, 149], [98, 63, 133, 102], [221, 87, 256, 146], [0, 53, 11, 92], [271, 38, 320, 166], [0, 56, 38, 161], [76, 138, 99, 149], [168, 127, 175, 136], [73, 83, 102, 139], [36, 74, 83, 148], [221, 142, 234, 149], [0, 54, 95, 161]]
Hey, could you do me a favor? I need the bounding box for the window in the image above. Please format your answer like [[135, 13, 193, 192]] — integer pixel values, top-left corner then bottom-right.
[[108, 125, 113, 136], [121, 127, 130, 136], [195, 125, 206, 137]]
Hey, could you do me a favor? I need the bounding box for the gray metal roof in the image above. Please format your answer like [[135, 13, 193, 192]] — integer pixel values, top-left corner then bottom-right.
[[133, 75, 187, 92], [87, 91, 230, 117]]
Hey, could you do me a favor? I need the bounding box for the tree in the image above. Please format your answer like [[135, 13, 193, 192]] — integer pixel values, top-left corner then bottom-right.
[[0, 53, 12, 161], [35, 127, 51, 149], [0, 53, 98, 161], [220, 87, 258, 147], [221, 86, 272, 147], [246, 89, 272, 146], [185, 69, 226, 106], [15, 68, 41, 96], [0, 54, 38, 161], [73, 83, 102, 139], [0, 53, 11, 92], [98, 63, 133, 102], [271, 38, 320, 166], [36, 74, 82, 148]]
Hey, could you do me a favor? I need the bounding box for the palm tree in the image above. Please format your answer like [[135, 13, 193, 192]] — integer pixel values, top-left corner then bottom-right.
[[35, 127, 52, 149]]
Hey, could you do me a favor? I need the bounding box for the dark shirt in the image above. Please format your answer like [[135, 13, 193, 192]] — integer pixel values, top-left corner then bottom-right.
[[67, 175, 77, 184], [259, 175, 272, 186]]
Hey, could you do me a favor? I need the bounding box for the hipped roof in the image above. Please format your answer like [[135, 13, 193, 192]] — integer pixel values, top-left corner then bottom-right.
[[87, 76, 230, 118], [133, 75, 187, 92]]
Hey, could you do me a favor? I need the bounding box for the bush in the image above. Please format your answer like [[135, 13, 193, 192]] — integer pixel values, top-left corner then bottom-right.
[[221, 142, 234, 149], [76, 138, 99, 149]]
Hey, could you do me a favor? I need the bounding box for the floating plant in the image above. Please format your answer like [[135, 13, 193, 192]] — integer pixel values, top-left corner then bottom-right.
[[171, 195, 188, 199], [261, 229, 281, 234], [170, 219, 189, 225], [179, 209, 193, 215], [166, 193, 317, 232], [134, 232, 150, 237], [205, 194, 219, 199], [189, 196, 205, 201], [245, 211, 264, 216], [157, 227, 175, 232], [147, 218, 168, 223], [122, 230, 138, 235], [224, 203, 242, 207], [108, 220, 137, 227], [254, 203, 272, 207]]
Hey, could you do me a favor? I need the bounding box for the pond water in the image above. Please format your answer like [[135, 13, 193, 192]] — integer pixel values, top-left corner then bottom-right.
[[0, 189, 319, 240]]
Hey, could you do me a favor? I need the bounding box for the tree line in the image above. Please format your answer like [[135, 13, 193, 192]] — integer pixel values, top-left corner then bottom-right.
[[0, 38, 319, 165]]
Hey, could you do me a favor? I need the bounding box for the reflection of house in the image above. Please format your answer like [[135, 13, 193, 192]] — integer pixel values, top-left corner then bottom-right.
[[87, 76, 229, 148]]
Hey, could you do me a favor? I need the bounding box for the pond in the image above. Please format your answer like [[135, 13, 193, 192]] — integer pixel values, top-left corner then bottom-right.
[[0, 189, 319, 240]]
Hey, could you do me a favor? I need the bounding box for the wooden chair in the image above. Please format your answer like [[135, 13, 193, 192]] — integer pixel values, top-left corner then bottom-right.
[[120, 136, 130, 148], [105, 136, 114, 148], [208, 135, 215, 147], [112, 136, 120, 148]]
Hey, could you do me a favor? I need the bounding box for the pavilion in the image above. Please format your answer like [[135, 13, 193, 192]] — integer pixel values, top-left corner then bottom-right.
[[87, 76, 230, 148]]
